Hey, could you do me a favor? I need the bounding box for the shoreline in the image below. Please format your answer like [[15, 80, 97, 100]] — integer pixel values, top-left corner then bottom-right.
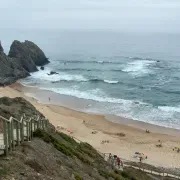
[[15, 82, 180, 137], [1, 83, 180, 168]]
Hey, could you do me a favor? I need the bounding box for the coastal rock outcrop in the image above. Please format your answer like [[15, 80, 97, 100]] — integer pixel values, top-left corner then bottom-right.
[[0, 40, 48, 86], [0, 41, 3, 52], [9, 40, 49, 72], [47, 71, 59, 75], [40, 66, 44, 70], [0, 46, 29, 86]]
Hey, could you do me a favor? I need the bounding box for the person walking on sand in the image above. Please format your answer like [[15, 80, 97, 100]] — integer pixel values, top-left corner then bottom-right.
[[108, 153, 112, 163], [49, 97, 51, 102], [139, 156, 142, 163]]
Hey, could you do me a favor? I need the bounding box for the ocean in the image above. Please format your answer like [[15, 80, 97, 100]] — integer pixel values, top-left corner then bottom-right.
[[19, 30, 180, 129]]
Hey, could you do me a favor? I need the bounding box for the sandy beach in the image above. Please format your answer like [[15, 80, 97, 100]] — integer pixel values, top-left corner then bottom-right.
[[0, 83, 180, 169]]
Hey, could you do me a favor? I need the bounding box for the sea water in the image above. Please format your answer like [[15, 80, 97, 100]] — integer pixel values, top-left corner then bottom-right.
[[20, 30, 180, 129]]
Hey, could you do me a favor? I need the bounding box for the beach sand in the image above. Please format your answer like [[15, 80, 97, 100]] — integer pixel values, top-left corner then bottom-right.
[[0, 83, 180, 169]]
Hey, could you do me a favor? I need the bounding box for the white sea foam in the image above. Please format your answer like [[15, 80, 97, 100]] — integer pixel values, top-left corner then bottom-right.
[[158, 106, 180, 113], [30, 68, 87, 82], [122, 60, 156, 76], [41, 86, 132, 105], [104, 80, 119, 84], [97, 60, 104, 64]]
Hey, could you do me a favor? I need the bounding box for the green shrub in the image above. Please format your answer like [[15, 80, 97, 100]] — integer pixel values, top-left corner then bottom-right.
[[54, 141, 73, 157], [33, 129, 51, 143], [74, 172, 83, 180], [74, 151, 92, 166], [34, 129, 101, 166], [98, 170, 109, 179], [109, 172, 125, 180], [121, 171, 130, 178], [78, 143, 101, 159], [57, 132, 77, 145], [0, 169, 7, 175]]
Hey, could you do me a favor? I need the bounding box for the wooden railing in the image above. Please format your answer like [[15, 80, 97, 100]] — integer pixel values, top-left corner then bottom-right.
[[0, 114, 48, 156]]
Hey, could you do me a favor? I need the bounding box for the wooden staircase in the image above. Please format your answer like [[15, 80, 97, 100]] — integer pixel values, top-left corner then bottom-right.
[[0, 114, 48, 156]]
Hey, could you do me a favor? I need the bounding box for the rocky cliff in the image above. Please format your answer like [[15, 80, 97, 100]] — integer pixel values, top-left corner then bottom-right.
[[9, 40, 49, 71], [0, 40, 49, 85], [0, 41, 3, 52]]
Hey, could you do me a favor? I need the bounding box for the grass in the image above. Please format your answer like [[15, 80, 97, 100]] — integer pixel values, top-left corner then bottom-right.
[[73, 172, 83, 180], [33, 129, 168, 180], [0, 169, 8, 175], [33, 129, 95, 165]]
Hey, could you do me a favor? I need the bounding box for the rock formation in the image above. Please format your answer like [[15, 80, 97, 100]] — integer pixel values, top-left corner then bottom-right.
[[9, 40, 49, 72], [0, 45, 29, 86], [47, 71, 59, 75], [40, 66, 44, 70], [0, 40, 49, 86], [0, 41, 3, 52]]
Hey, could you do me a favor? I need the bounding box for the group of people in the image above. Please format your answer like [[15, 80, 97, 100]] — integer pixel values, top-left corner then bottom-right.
[[108, 153, 123, 169], [134, 152, 148, 162], [173, 147, 180, 153]]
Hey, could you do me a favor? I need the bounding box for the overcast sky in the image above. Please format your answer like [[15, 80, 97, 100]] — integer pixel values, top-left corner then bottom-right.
[[0, 0, 180, 32]]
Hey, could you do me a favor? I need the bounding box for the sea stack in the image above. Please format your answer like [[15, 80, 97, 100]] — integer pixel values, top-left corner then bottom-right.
[[9, 40, 49, 72], [0, 40, 49, 86]]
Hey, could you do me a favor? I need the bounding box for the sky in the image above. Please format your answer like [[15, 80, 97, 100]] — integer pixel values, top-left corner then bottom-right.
[[0, 0, 180, 32]]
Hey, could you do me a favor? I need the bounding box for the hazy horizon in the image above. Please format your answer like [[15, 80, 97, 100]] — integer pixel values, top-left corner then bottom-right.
[[0, 0, 180, 32]]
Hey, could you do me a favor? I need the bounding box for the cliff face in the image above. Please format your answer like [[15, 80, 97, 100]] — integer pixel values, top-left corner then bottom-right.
[[0, 40, 49, 85], [0, 50, 29, 86], [0, 41, 4, 52]]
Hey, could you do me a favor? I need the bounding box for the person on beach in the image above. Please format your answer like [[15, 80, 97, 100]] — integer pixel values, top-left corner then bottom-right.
[[113, 155, 117, 166], [49, 97, 51, 102], [117, 157, 121, 168], [108, 153, 112, 163]]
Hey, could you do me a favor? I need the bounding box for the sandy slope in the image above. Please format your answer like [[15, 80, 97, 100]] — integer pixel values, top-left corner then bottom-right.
[[0, 83, 180, 168]]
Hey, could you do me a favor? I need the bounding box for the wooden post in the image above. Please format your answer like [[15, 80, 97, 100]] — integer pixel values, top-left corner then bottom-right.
[[34, 120, 36, 131], [29, 118, 32, 140], [11, 118, 15, 150], [42, 120, 45, 130], [31, 118, 34, 138], [16, 121, 20, 146], [28, 120, 30, 141], [28, 118, 31, 141], [20, 116, 24, 143], [26, 120, 29, 141], [46, 119, 48, 128], [37, 119, 40, 129], [40, 120, 42, 129], [3, 120, 8, 156], [7, 121, 12, 152]]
